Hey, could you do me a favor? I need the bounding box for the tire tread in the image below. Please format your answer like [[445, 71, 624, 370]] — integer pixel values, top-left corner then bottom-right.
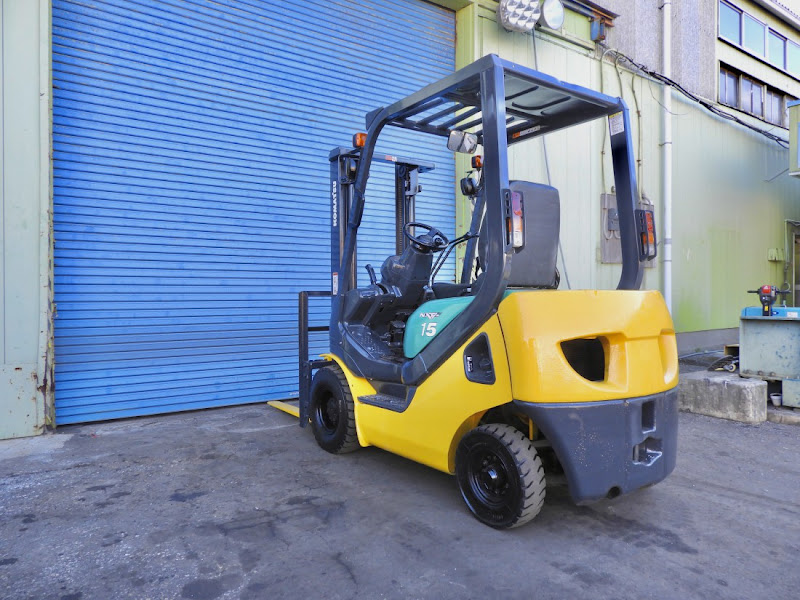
[[331, 367, 360, 454], [310, 365, 360, 454], [463, 423, 546, 528]]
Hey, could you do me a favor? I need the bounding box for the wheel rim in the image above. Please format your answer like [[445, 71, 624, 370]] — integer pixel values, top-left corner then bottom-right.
[[470, 451, 509, 504], [315, 392, 339, 434], [460, 439, 520, 525]]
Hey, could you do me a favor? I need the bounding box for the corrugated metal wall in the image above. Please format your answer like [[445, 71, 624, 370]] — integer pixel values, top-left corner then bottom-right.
[[52, 0, 455, 424]]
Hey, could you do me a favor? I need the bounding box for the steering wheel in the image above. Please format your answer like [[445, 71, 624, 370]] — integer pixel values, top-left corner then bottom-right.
[[403, 222, 449, 253]]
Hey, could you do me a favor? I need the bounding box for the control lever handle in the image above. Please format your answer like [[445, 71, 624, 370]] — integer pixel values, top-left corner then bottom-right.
[[365, 264, 378, 286], [747, 287, 790, 295], [747, 284, 790, 316]]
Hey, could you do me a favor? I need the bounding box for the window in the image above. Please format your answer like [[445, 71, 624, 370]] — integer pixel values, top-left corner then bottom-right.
[[741, 76, 763, 116], [719, 67, 739, 107], [719, 1, 741, 44], [743, 14, 766, 56], [789, 41, 800, 76], [720, 65, 790, 126], [753, 80, 764, 116], [769, 31, 786, 70], [766, 89, 785, 126]]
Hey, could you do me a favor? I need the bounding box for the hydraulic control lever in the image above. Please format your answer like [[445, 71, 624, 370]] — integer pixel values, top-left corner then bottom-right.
[[365, 264, 378, 286]]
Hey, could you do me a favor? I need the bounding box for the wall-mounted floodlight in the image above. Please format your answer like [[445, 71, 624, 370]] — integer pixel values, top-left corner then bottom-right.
[[540, 0, 565, 30], [497, 0, 542, 33]]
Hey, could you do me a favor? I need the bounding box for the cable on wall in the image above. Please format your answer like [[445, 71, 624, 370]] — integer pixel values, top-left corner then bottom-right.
[[598, 44, 789, 149]]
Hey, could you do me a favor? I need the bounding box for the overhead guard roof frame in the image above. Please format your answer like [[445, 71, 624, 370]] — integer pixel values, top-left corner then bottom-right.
[[368, 54, 624, 145], [332, 54, 643, 389]]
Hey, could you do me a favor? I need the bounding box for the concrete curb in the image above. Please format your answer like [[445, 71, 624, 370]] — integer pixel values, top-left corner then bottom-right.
[[767, 406, 800, 426]]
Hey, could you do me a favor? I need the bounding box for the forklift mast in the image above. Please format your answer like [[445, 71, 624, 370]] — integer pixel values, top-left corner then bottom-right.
[[297, 149, 438, 427], [328, 147, 435, 296]]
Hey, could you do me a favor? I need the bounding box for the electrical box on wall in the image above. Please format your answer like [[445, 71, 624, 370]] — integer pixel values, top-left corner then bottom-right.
[[600, 192, 655, 267], [600, 193, 622, 263], [790, 100, 800, 177]]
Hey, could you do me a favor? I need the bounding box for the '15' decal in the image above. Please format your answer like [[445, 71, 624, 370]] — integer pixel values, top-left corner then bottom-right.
[[421, 322, 438, 337]]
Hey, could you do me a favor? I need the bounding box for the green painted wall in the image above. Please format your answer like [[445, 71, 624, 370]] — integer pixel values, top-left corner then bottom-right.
[[0, 0, 52, 439], [671, 93, 800, 330], [454, 2, 800, 333]]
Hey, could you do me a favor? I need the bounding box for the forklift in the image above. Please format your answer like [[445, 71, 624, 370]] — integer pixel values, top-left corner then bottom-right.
[[281, 55, 678, 528]]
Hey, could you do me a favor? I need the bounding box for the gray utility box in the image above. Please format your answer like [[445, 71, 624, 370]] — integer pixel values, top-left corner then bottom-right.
[[739, 310, 800, 408]]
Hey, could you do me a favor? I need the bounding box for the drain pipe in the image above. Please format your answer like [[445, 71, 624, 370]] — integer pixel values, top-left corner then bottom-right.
[[661, 1, 673, 313]]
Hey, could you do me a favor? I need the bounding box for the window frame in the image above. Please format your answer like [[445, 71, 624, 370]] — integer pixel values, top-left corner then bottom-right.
[[719, 65, 739, 108], [743, 75, 764, 116], [788, 40, 800, 77], [718, 63, 794, 127], [768, 29, 787, 70], [719, 0, 742, 45], [765, 88, 786, 126], [743, 12, 767, 57]]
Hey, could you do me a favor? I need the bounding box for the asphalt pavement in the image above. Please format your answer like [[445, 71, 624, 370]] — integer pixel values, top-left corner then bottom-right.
[[1, 404, 798, 600]]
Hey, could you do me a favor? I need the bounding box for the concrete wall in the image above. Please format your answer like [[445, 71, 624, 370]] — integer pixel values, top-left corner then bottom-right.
[[0, 0, 52, 439], [602, 0, 797, 101], [599, 1, 665, 72], [454, 1, 800, 336], [603, 0, 718, 100]]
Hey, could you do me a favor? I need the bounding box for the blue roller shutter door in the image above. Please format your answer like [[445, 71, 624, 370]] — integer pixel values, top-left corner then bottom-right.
[[52, 0, 455, 424]]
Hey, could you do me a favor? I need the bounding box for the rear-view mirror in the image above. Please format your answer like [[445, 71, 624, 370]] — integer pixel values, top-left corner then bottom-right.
[[447, 130, 478, 154]]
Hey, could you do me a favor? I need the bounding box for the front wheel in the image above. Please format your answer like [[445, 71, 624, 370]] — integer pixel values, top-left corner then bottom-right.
[[455, 424, 546, 529], [309, 366, 360, 454]]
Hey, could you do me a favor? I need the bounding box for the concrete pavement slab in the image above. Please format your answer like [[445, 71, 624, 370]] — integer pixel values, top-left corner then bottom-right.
[[1, 405, 798, 600]]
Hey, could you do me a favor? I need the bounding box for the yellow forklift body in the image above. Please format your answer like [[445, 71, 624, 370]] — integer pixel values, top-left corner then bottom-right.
[[324, 289, 677, 477]]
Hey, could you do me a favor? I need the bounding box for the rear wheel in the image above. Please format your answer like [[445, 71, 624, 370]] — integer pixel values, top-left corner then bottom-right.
[[455, 424, 546, 529], [309, 366, 360, 454]]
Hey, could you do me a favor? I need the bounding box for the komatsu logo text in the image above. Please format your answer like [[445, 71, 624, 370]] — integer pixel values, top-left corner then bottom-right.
[[332, 181, 338, 228]]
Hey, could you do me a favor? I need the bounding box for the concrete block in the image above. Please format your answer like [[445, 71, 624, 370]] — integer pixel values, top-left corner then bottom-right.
[[678, 371, 767, 424], [767, 407, 800, 426]]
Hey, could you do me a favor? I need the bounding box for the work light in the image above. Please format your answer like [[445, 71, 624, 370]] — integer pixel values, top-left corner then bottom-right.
[[497, 0, 541, 33], [540, 0, 565, 30]]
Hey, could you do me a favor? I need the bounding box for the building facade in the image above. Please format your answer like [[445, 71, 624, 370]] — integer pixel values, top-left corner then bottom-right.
[[600, 0, 800, 339], [2, 0, 799, 438]]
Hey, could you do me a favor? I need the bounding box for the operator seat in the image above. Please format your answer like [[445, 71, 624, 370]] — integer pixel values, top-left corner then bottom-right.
[[403, 182, 561, 359], [496, 180, 560, 289], [432, 180, 560, 297]]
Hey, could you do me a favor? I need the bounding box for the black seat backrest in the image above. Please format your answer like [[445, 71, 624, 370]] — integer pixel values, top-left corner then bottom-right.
[[478, 181, 560, 289]]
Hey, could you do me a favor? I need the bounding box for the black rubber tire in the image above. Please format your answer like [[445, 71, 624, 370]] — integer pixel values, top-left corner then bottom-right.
[[455, 424, 546, 529], [309, 366, 360, 454]]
